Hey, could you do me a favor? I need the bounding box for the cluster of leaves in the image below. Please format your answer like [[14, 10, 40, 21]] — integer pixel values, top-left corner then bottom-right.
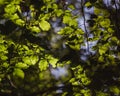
[[0, 0, 120, 96]]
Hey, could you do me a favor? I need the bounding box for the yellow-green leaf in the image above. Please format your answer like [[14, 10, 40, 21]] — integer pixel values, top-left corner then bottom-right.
[[98, 56, 104, 62], [30, 55, 38, 65], [5, 4, 17, 14], [13, 68, 24, 79], [85, 2, 92, 7], [1, 55, 8, 60], [110, 86, 120, 95], [15, 62, 28, 69], [39, 60, 48, 71], [63, 15, 71, 24], [15, 19, 25, 26], [39, 20, 51, 31], [22, 56, 31, 65], [0, 0, 5, 5], [30, 26, 41, 33], [100, 19, 110, 28]]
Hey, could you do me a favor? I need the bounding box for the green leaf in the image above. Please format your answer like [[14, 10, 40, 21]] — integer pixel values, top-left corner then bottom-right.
[[111, 36, 118, 42], [75, 29, 84, 35], [10, 13, 19, 20], [69, 44, 80, 50], [58, 27, 74, 35], [0, 0, 5, 5], [0, 36, 5, 43], [16, 5, 22, 13], [1, 55, 8, 60], [22, 56, 31, 65], [13, 68, 25, 79], [5, 4, 16, 14], [68, 5, 75, 10], [94, 7, 101, 15], [69, 19, 78, 27], [2, 62, 9, 68], [39, 20, 51, 31], [52, 3, 58, 9], [39, 13, 51, 20], [63, 15, 71, 24], [22, 45, 29, 50], [99, 45, 108, 55], [22, 56, 38, 65], [55, 9, 63, 17], [99, 48, 106, 55], [100, 19, 110, 28], [30, 26, 41, 33], [85, 2, 92, 7], [96, 91, 109, 96], [47, 55, 58, 67], [15, 62, 28, 69], [0, 44, 7, 52], [108, 28, 114, 33], [63, 15, 77, 27], [13, 0, 21, 4], [39, 60, 48, 71], [15, 19, 25, 26], [30, 55, 39, 65], [43, 0, 55, 3], [98, 56, 104, 62], [110, 86, 120, 95]]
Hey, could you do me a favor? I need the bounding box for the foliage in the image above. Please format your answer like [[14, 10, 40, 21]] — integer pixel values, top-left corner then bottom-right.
[[0, 0, 120, 96]]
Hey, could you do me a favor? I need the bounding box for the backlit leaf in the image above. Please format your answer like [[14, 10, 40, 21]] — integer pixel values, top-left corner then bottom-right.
[[39, 20, 51, 31], [5, 4, 16, 14], [0, 0, 5, 5], [63, 15, 71, 24], [110, 86, 120, 95], [39, 60, 48, 71], [22, 56, 31, 65], [85, 2, 92, 7], [13, 68, 25, 79], [100, 19, 110, 28], [15, 62, 28, 69], [30, 26, 41, 33]]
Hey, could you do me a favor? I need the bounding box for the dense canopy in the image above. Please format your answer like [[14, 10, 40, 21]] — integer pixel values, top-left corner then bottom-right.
[[0, 0, 120, 96]]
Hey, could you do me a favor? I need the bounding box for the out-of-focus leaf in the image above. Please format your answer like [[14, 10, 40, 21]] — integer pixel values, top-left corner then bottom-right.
[[39, 59, 48, 71], [110, 86, 120, 95], [30, 26, 41, 33], [47, 55, 58, 67], [13, 68, 25, 79], [85, 2, 92, 7], [2, 62, 9, 68], [58, 27, 74, 35], [94, 7, 101, 15], [22, 56, 38, 65], [63, 15, 71, 24], [30, 55, 39, 65], [22, 56, 31, 65], [15, 62, 28, 69], [100, 19, 110, 28], [55, 9, 63, 17], [98, 56, 104, 62], [99, 45, 108, 55], [0, 44, 7, 52], [1, 55, 8, 60], [68, 5, 75, 10], [0, 0, 5, 5], [5, 4, 17, 14], [15, 19, 25, 26], [39, 20, 51, 31], [69, 44, 80, 50]]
